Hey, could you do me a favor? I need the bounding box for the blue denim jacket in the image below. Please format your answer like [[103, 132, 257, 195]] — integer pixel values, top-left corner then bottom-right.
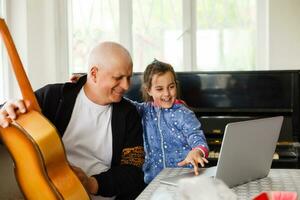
[[128, 99, 208, 184]]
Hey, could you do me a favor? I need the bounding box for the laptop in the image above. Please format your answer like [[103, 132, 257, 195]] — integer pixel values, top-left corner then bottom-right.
[[160, 116, 283, 188]]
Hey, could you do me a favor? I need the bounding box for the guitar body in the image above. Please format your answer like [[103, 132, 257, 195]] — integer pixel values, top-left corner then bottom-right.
[[0, 18, 90, 199], [0, 111, 90, 200]]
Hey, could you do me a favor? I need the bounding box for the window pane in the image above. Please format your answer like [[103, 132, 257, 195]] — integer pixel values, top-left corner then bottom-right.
[[132, 0, 183, 72], [196, 0, 256, 70], [69, 0, 119, 73]]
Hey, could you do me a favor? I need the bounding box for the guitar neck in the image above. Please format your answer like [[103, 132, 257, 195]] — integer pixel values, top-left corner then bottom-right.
[[0, 18, 41, 112]]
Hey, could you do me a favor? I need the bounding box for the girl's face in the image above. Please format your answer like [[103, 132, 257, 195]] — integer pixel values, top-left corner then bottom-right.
[[147, 71, 177, 108]]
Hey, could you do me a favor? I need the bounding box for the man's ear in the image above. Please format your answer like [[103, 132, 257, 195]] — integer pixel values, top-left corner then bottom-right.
[[90, 66, 99, 82]]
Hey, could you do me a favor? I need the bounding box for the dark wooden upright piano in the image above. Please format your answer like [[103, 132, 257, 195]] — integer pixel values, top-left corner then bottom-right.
[[125, 70, 300, 168]]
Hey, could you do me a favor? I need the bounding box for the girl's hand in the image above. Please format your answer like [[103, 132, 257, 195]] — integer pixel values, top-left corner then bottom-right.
[[69, 73, 86, 83], [177, 149, 209, 175]]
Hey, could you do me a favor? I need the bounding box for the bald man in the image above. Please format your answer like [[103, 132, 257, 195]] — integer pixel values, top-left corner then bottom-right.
[[0, 42, 146, 199]]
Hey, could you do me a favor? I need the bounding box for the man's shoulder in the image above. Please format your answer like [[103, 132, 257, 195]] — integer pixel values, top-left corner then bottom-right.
[[113, 98, 140, 113], [38, 75, 86, 94], [35, 81, 83, 104], [118, 97, 137, 109], [35, 83, 63, 95], [36, 82, 72, 94]]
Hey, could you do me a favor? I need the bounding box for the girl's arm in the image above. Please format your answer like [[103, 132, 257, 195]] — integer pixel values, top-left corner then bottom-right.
[[180, 109, 209, 154], [176, 107, 209, 174], [123, 97, 145, 116]]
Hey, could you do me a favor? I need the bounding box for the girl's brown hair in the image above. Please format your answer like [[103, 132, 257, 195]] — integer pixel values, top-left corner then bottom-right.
[[142, 59, 177, 101]]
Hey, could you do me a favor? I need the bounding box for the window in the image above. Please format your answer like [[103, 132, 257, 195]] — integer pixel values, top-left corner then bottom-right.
[[196, 0, 256, 70], [132, 0, 183, 72], [69, 0, 119, 73], [68, 0, 256, 73]]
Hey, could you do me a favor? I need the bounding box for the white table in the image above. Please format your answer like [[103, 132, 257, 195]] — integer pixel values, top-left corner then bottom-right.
[[136, 168, 300, 200]]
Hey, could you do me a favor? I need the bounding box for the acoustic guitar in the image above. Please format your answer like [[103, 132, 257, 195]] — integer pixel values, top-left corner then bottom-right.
[[0, 18, 90, 199]]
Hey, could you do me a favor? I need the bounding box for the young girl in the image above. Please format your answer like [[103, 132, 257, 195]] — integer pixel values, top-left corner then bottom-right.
[[129, 59, 209, 184]]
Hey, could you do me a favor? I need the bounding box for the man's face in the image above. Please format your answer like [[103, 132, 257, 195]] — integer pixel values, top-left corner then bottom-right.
[[147, 71, 177, 109], [95, 62, 132, 104]]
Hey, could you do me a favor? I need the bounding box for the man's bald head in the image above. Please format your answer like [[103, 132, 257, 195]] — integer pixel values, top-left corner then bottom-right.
[[84, 42, 133, 105], [87, 41, 132, 71]]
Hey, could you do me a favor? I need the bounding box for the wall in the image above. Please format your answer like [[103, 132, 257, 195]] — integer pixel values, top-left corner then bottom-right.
[[268, 0, 300, 69]]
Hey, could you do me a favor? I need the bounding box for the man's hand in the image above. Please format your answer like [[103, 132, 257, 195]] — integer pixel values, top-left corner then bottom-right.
[[177, 149, 209, 176], [71, 166, 98, 195], [0, 100, 28, 128]]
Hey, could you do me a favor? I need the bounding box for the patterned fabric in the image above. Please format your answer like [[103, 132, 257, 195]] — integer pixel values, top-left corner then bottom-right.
[[121, 146, 145, 168], [127, 99, 208, 184]]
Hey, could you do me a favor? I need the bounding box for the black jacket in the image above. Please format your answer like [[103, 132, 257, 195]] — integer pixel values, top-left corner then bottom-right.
[[34, 76, 146, 199]]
